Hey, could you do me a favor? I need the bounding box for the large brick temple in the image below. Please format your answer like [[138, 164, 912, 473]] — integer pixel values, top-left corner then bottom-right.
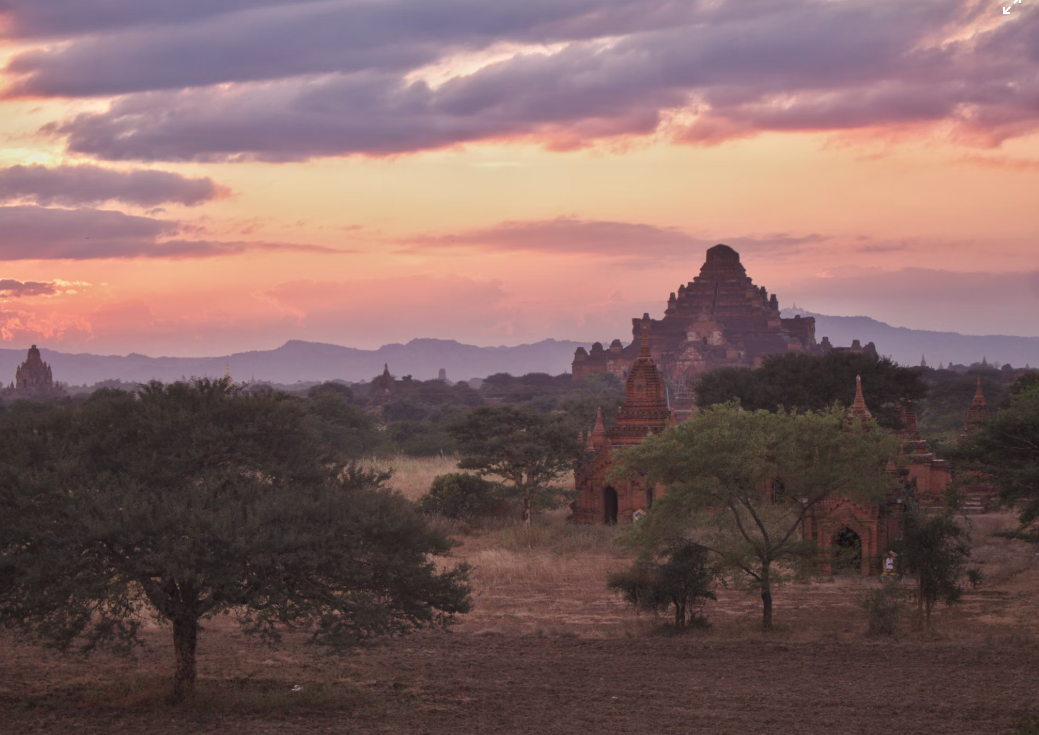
[[574, 357, 995, 575], [572, 244, 875, 413], [571, 329, 672, 524], [1, 345, 66, 401]]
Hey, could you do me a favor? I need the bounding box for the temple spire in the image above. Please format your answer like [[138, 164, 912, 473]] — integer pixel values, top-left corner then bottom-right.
[[966, 378, 988, 432], [587, 407, 608, 451], [848, 375, 872, 420], [638, 326, 651, 359]]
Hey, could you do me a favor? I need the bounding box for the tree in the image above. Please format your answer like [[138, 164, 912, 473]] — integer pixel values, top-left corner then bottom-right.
[[608, 540, 719, 630], [0, 379, 471, 701], [897, 504, 980, 629], [696, 351, 927, 429], [419, 473, 506, 521], [949, 384, 1039, 541], [305, 382, 386, 458], [614, 403, 899, 631], [448, 405, 579, 524]]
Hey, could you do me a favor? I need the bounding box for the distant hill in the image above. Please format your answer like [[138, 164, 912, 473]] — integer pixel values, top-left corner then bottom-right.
[[0, 338, 588, 387], [4, 313, 1036, 388], [784, 310, 1039, 368]]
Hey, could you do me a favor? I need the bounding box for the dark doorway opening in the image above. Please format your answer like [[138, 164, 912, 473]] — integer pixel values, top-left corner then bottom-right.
[[645, 486, 654, 508], [604, 487, 618, 525], [833, 526, 862, 573]]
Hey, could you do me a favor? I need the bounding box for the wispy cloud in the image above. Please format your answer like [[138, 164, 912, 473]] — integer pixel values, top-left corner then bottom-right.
[[0, 205, 343, 260], [0, 164, 229, 207], [0, 278, 57, 297], [401, 217, 825, 261]]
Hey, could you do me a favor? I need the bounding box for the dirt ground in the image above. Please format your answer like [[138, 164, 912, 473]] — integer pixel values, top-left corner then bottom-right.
[[2, 511, 1038, 734]]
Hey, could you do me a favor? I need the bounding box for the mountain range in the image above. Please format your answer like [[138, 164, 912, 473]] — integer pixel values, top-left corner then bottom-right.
[[2, 313, 1036, 387], [786, 310, 1039, 369], [0, 339, 586, 387]]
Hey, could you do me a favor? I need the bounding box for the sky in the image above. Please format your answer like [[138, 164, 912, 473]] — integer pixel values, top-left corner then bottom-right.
[[0, 0, 1037, 357]]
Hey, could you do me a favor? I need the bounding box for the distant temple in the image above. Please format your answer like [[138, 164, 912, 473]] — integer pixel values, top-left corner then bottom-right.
[[572, 244, 876, 415], [1, 345, 66, 401]]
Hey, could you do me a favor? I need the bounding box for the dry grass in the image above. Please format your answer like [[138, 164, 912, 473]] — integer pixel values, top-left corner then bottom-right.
[[970, 512, 1037, 585], [359, 454, 461, 501]]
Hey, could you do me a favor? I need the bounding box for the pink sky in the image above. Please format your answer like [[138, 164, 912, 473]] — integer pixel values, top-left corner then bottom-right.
[[1, 0, 1037, 356]]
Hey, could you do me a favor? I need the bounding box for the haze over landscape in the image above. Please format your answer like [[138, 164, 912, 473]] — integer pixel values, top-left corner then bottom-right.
[[1, 0, 1037, 361]]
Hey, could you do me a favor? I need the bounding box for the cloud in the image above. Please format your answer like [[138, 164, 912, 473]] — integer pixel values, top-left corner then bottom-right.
[[15, 0, 1038, 161], [0, 305, 92, 342], [0, 1, 289, 40], [401, 217, 824, 261], [0, 164, 229, 207], [3, 0, 695, 95], [0, 278, 57, 297], [0, 205, 341, 260]]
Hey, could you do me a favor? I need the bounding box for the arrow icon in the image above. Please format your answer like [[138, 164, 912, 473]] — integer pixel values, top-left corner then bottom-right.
[[1003, 5, 1011, 12]]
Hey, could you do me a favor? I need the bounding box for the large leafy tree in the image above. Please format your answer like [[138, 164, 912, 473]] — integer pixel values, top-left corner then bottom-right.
[[0, 380, 470, 701], [950, 384, 1039, 541], [305, 382, 386, 458], [696, 351, 927, 429], [448, 405, 579, 524], [614, 403, 899, 631]]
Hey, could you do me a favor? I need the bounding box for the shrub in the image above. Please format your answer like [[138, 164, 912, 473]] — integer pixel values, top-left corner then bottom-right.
[[860, 580, 907, 636], [419, 473, 505, 520], [608, 540, 719, 630]]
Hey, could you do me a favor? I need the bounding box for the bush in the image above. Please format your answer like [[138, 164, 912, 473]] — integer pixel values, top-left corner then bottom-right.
[[608, 540, 719, 630], [419, 473, 505, 520], [860, 580, 907, 636]]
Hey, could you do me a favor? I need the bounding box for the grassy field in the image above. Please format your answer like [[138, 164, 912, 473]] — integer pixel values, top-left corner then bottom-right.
[[3, 456, 1038, 734]]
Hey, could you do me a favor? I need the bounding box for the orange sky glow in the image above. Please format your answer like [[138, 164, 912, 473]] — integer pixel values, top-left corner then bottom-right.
[[1, 0, 1037, 357]]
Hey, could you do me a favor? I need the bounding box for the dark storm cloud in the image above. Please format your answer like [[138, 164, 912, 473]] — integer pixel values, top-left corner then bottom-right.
[[0, 0, 297, 40], [0, 164, 229, 207], [13, 0, 1039, 160], [3, 0, 698, 96], [0, 205, 338, 260], [0, 278, 57, 297]]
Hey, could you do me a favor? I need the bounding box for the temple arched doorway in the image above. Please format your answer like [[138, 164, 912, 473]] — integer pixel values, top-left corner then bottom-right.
[[604, 487, 618, 525], [833, 526, 862, 573]]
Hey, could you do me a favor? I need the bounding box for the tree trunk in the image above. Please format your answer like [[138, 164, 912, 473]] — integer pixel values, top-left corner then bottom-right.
[[172, 615, 199, 702], [761, 563, 773, 632], [915, 577, 925, 632], [522, 494, 532, 525]]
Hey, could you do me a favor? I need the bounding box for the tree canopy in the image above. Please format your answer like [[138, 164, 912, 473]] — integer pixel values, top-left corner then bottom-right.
[[448, 405, 580, 523], [949, 383, 1039, 541], [695, 351, 927, 429], [614, 403, 900, 630], [0, 379, 471, 700]]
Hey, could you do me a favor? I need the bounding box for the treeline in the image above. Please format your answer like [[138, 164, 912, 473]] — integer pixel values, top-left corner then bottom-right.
[[695, 350, 1038, 444]]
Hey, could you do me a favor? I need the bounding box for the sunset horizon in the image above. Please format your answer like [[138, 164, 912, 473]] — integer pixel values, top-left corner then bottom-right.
[[1, 0, 1037, 358]]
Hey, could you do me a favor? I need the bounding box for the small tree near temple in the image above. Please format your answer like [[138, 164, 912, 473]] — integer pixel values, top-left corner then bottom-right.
[[897, 503, 981, 630], [0, 380, 471, 701], [614, 402, 899, 631], [608, 540, 719, 630], [949, 382, 1039, 542], [448, 405, 579, 524]]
